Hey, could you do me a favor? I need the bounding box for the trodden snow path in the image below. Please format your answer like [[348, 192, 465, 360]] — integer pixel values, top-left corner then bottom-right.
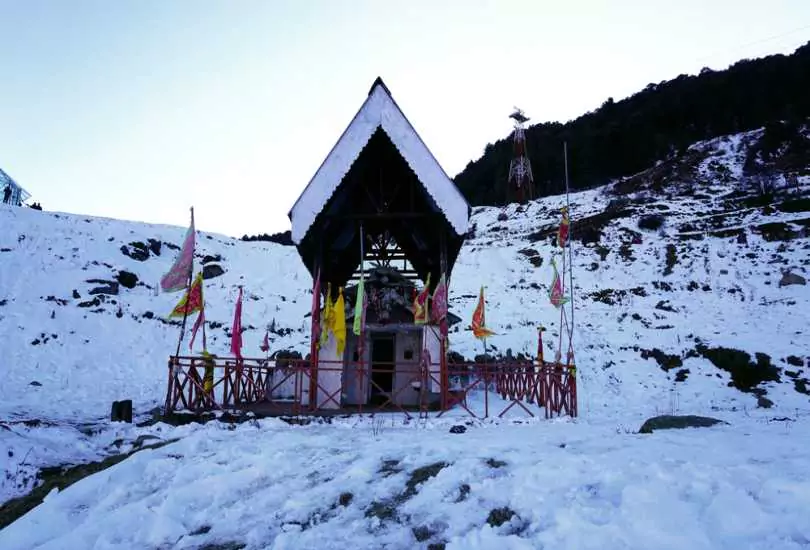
[[1, 413, 809, 550]]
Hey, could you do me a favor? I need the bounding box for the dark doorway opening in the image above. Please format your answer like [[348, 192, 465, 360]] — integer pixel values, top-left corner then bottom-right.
[[370, 334, 395, 405]]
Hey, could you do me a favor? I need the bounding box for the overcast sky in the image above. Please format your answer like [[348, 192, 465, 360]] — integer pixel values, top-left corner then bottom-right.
[[1, 1, 808, 236]]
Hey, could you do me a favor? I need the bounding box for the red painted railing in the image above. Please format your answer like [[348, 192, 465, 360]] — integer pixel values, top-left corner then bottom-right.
[[165, 356, 577, 419]]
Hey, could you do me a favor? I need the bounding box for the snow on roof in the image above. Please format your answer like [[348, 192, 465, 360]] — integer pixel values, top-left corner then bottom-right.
[[289, 78, 470, 244]]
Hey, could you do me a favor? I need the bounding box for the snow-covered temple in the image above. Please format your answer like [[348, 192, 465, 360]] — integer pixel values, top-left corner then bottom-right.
[[288, 77, 471, 410]]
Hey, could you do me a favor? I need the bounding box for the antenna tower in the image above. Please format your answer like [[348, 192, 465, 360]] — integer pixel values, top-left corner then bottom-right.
[[508, 107, 534, 204]]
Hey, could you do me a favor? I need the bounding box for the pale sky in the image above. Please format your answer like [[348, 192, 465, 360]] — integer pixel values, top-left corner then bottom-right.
[[1, 1, 808, 237]]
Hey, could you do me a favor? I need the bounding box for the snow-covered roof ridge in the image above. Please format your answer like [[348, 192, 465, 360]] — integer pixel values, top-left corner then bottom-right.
[[288, 77, 470, 244]]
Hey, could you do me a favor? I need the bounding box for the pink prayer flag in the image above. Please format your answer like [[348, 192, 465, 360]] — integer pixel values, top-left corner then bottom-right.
[[161, 219, 195, 293]]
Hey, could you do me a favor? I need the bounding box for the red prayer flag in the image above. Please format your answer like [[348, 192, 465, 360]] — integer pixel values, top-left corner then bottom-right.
[[230, 287, 243, 360], [549, 259, 569, 308], [169, 272, 204, 317], [189, 310, 205, 351], [471, 286, 496, 339], [431, 273, 447, 325], [557, 206, 570, 248]]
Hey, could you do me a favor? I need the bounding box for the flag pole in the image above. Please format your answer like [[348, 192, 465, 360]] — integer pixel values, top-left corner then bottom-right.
[[564, 142, 576, 362], [174, 207, 195, 358]]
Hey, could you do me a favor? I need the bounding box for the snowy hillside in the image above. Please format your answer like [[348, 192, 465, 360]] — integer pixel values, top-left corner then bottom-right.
[[2, 128, 810, 548], [4, 130, 807, 423]]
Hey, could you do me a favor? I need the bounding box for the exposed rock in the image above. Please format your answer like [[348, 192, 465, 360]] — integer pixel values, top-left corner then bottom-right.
[[779, 271, 806, 287], [29, 381, 42, 387], [147, 238, 161, 256], [201, 254, 223, 264], [638, 214, 665, 231], [449, 425, 466, 434], [528, 256, 543, 268], [89, 282, 119, 296], [202, 263, 225, 280], [72, 289, 80, 299], [120, 242, 150, 261], [110, 400, 133, 423], [115, 270, 138, 289], [77, 297, 101, 308], [639, 415, 727, 434]]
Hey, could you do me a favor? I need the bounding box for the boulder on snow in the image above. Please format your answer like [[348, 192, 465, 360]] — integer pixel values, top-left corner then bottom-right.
[[779, 271, 806, 287], [202, 263, 225, 280], [639, 415, 727, 434], [110, 400, 133, 423], [115, 270, 138, 289]]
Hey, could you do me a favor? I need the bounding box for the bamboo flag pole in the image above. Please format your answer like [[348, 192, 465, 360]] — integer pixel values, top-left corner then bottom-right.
[[174, 207, 195, 358]]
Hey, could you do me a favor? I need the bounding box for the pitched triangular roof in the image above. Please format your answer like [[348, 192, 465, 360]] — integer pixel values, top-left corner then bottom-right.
[[288, 77, 469, 244]]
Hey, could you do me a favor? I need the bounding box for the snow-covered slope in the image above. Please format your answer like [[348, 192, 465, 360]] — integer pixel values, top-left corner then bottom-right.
[[2, 128, 810, 547]]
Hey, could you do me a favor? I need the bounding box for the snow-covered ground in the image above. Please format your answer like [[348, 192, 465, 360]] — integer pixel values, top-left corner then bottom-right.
[[1, 128, 809, 547], [3, 410, 810, 550]]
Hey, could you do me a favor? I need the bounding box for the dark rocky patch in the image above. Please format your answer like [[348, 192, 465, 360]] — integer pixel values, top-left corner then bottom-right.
[[77, 297, 101, 308], [89, 282, 119, 296], [413, 525, 437, 542], [201, 254, 223, 264], [202, 263, 225, 280], [653, 281, 673, 292], [115, 270, 138, 289], [403, 462, 448, 499], [640, 348, 683, 371], [486, 506, 517, 528], [456, 483, 471, 503], [655, 300, 677, 312], [755, 222, 801, 242], [120, 243, 150, 261], [664, 244, 678, 276], [696, 345, 780, 394], [147, 238, 161, 256], [638, 214, 665, 231], [779, 271, 806, 287]]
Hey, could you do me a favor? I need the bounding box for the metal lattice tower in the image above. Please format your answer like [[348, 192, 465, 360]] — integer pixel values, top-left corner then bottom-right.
[[508, 108, 534, 204]]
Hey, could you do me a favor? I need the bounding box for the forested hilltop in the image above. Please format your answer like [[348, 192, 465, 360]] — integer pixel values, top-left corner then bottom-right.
[[454, 42, 810, 205]]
